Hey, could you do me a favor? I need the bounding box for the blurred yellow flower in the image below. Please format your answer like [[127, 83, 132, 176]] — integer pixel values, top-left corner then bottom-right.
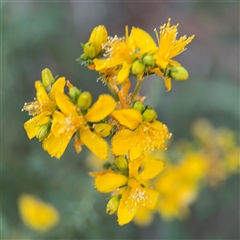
[[18, 194, 60, 232], [155, 154, 206, 220], [111, 108, 171, 160], [191, 119, 240, 185], [225, 147, 240, 174], [43, 93, 116, 159]]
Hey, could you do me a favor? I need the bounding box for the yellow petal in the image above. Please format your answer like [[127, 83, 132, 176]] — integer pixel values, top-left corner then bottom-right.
[[80, 128, 109, 160], [128, 157, 144, 178], [94, 58, 123, 70], [111, 109, 142, 129], [168, 59, 181, 67], [150, 120, 164, 130], [18, 194, 60, 232], [88, 170, 112, 177], [129, 145, 143, 161], [42, 132, 72, 159], [117, 62, 131, 84], [35, 81, 49, 103], [151, 67, 163, 77], [93, 59, 110, 71], [84, 95, 116, 122], [144, 188, 159, 209], [51, 111, 68, 137], [95, 173, 128, 193], [24, 113, 50, 139], [117, 187, 137, 226], [50, 77, 66, 101], [154, 55, 168, 69], [129, 27, 157, 55], [111, 129, 133, 156], [73, 136, 83, 154], [138, 156, 164, 181], [128, 126, 146, 161], [56, 92, 78, 116], [164, 77, 172, 92]]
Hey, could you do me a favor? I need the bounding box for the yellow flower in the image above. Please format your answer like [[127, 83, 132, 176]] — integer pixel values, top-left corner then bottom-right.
[[224, 147, 240, 174], [18, 194, 60, 232], [155, 164, 191, 219], [43, 93, 116, 159], [155, 154, 206, 220], [93, 155, 164, 225], [111, 108, 171, 161], [94, 26, 157, 84], [152, 18, 194, 91], [22, 76, 66, 140]]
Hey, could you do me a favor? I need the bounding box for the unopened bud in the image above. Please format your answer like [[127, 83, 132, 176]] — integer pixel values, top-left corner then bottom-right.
[[69, 86, 81, 102], [94, 123, 112, 137], [83, 42, 96, 59], [143, 54, 155, 67], [133, 101, 145, 113], [106, 195, 120, 215], [115, 156, 128, 170], [89, 25, 108, 56], [142, 109, 158, 122], [131, 60, 145, 75], [170, 66, 189, 81], [36, 123, 51, 141], [41, 68, 55, 88], [77, 91, 92, 110]]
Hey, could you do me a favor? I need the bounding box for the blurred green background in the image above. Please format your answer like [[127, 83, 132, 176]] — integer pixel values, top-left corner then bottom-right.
[[2, 1, 239, 239]]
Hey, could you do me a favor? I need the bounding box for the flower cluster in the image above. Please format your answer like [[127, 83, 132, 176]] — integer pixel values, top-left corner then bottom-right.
[[131, 119, 239, 226], [22, 19, 194, 227]]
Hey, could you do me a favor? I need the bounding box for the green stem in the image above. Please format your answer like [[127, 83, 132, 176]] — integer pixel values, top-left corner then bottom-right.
[[106, 81, 119, 101], [131, 80, 143, 101]]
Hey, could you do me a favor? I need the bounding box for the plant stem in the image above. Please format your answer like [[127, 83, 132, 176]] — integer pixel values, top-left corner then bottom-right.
[[131, 80, 143, 101], [106, 81, 119, 101]]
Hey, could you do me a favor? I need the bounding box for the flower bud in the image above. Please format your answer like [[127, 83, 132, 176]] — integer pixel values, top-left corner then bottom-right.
[[142, 109, 158, 122], [133, 101, 145, 113], [69, 86, 81, 102], [94, 123, 112, 137], [143, 54, 155, 67], [89, 25, 108, 56], [41, 68, 55, 88], [83, 42, 96, 59], [36, 123, 51, 141], [106, 195, 120, 215], [131, 60, 145, 75], [115, 156, 128, 170], [77, 91, 92, 110], [170, 66, 189, 81]]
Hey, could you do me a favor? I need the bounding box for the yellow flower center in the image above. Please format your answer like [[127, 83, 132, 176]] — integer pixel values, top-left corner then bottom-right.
[[139, 122, 172, 153]]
